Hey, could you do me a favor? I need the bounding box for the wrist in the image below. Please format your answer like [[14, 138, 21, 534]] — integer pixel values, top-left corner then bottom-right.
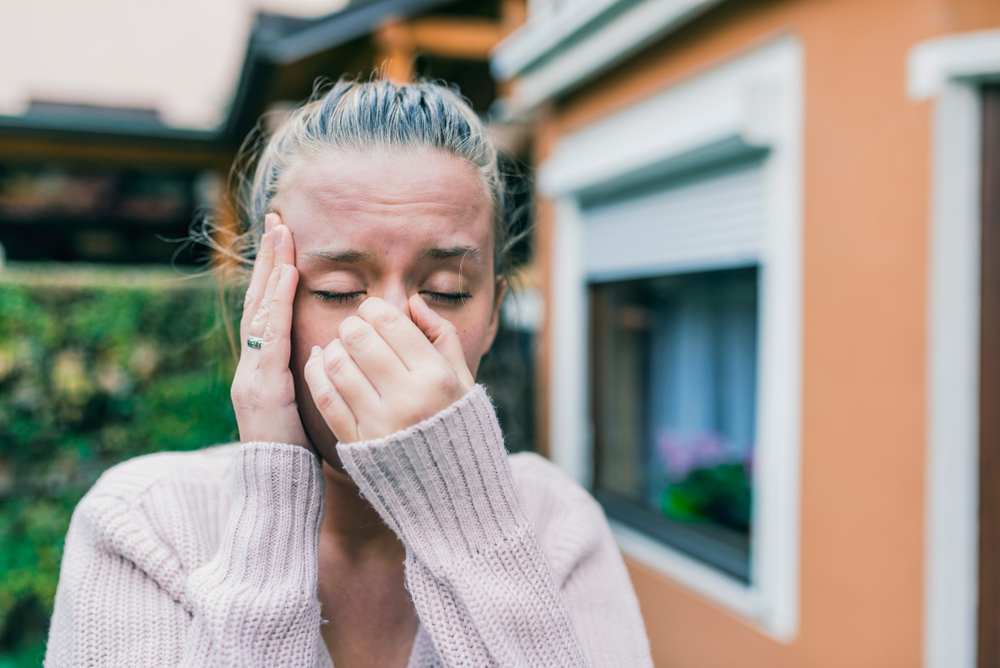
[[237, 414, 311, 449]]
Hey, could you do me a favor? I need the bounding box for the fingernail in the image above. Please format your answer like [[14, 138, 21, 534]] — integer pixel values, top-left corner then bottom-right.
[[274, 227, 284, 248], [310, 345, 321, 357], [264, 214, 276, 234]]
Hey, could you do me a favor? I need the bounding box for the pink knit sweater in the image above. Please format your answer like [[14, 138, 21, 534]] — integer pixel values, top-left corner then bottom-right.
[[44, 386, 653, 667]]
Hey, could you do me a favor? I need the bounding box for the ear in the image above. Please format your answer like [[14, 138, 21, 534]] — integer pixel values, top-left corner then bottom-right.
[[481, 276, 507, 356]]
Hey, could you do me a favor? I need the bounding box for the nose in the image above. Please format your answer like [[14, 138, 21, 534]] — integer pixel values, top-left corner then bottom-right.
[[375, 285, 413, 321]]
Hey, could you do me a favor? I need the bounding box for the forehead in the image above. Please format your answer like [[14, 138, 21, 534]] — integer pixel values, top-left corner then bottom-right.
[[274, 149, 493, 262]]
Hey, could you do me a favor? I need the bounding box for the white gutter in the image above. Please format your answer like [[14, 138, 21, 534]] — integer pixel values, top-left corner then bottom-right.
[[491, 0, 725, 111]]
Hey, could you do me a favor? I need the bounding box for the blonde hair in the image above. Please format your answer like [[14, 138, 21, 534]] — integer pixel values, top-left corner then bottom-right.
[[221, 77, 515, 282]]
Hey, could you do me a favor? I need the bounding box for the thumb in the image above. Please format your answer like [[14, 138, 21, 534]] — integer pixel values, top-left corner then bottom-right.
[[409, 294, 475, 389]]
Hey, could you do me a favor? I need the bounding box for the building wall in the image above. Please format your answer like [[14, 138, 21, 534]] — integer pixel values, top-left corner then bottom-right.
[[531, 0, 1000, 665]]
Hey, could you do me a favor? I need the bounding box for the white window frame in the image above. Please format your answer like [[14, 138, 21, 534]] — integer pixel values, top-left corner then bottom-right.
[[908, 28, 1000, 668], [538, 35, 803, 640]]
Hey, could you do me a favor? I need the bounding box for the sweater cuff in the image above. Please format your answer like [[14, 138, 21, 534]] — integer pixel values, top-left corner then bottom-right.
[[211, 442, 325, 588], [181, 443, 326, 665], [336, 385, 528, 570]]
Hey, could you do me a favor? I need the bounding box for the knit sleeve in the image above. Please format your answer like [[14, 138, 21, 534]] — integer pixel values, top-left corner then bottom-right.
[[336, 385, 595, 667], [44, 443, 329, 668], [180, 442, 327, 667]]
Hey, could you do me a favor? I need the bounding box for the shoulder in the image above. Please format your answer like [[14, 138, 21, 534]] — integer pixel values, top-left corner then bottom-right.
[[507, 452, 612, 585], [70, 444, 240, 605], [80, 444, 239, 535], [84, 443, 239, 505], [507, 451, 598, 512]]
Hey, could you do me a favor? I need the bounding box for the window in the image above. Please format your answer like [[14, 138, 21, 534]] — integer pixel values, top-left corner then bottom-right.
[[577, 156, 766, 581], [538, 37, 802, 636], [590, 267, 757, 581]]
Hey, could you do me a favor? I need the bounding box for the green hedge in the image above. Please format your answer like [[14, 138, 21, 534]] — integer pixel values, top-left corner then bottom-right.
[[0, 264, 239, 667], [0, 263, 534, 666]]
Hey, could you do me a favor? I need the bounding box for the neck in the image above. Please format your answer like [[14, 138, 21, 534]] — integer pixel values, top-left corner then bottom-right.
[[320, 460, 403, 558]]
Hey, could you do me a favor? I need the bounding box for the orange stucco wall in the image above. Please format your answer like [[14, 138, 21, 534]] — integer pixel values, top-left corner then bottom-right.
[[530, 0, 1000, 665]]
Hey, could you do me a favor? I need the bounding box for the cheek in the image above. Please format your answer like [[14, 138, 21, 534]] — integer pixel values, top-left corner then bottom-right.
[[454, 307, 496, 376], [290, 293, 345, 367]]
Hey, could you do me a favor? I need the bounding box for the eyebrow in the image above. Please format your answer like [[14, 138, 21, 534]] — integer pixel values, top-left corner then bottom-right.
[[420, 246, 481, 262], [302, 246, 481, 264], [301, 249, 374, 264]]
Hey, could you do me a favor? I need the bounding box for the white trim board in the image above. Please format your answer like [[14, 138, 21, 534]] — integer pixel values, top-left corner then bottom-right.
[[541, 36, 803, 640], [491, 0, 724, 111], [908, 28, 1000, 668], [908, 29, 1000, 100], [537, 37, 791, 197], [493, 0, 632, 76]]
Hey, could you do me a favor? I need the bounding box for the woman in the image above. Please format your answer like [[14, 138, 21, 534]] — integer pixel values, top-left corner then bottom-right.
[[44, 80, 653, 667]]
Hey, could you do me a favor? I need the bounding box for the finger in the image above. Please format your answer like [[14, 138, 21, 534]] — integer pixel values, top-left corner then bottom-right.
[[249, 220, 297, 339], [264, 212, 277, 234], [259, 263, 298, 377], [337, 314, 409, 395], [273, 222, 296, 268], [240, 230, 274, 343], [304, 345, 358, 442], [409, 294, 475, 388], [356, 297, 437, 371], [323, 339, 382, 422], [248, 247, 284, 339]]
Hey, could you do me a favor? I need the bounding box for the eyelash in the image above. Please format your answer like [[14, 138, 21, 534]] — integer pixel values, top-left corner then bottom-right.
[[312, 291, 471, 305], [313, 291, 364, 304], [424, 292, 471, 306]]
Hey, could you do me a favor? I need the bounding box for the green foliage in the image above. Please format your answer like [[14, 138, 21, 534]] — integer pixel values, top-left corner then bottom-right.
[[660, 463, 752, 533], [0, 265, 239, 665]]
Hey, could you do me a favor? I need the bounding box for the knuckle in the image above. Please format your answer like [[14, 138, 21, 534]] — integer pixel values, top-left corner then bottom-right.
[[339, 318, 370, 347], [427, 366, 453, 392], [240, 301, 256, 323], [325, 350, 349, 376], [262, 316, 281, 340], [269, 290, 286, 311], [313, 388, 338, 413], [231, 385, 252, 412], [370, 306, 399, 331], [252, 301, 271, 323]]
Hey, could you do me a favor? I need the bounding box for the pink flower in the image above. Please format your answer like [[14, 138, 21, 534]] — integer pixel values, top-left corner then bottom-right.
[[655, 429, 731, 481]]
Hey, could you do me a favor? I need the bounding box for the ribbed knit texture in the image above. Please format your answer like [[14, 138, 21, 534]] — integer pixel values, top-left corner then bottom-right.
[[44, 386, 653, 667]]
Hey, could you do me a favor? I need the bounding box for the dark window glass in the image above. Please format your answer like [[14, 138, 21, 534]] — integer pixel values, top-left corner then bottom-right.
[[590, 266, 758, 581]]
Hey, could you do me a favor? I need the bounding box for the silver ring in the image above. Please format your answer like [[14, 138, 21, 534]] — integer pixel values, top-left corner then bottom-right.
[[247, 336, 264, 350]]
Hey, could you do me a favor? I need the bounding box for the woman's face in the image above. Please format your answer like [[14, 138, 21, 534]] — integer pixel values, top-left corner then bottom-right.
[[275, 149, 503, 462]]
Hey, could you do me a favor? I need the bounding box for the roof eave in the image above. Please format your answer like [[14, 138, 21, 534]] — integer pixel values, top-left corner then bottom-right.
[[491, 0, 727, 111]]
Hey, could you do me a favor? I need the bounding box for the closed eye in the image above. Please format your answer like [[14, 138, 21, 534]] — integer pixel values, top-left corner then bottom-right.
[[423, 292, 471, 305], [313, 291, 365, 304]]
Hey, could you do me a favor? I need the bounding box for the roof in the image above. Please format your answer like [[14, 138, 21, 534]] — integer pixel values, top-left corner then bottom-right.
[[0, 0, 457, 158]]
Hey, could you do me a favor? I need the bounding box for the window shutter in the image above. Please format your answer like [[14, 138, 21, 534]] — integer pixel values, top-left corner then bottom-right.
[[581, 161, 766, 282]]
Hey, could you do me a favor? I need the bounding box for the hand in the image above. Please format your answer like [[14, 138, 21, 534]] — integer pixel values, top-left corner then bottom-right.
[[303, 295, 475, 443], [232, 213, 310, 448]]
